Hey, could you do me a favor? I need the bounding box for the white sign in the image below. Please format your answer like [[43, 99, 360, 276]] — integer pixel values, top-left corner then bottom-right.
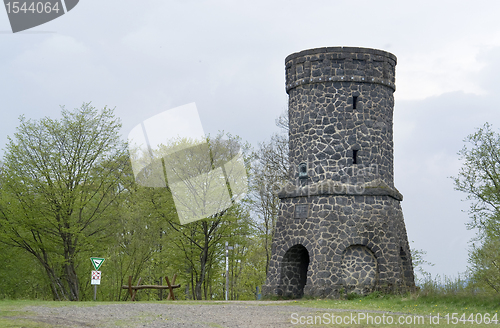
[[91, 271, 101, 285]]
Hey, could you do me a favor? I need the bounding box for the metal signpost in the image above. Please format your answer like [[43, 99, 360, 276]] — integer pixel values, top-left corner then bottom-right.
[[90, 257, 105, 301], [225, 242, 233, 301]]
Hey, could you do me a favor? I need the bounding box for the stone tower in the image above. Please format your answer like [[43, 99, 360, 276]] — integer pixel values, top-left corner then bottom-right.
[[262, 47, 415, 298]]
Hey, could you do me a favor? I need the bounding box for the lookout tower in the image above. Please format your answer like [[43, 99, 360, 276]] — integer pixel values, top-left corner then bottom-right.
[[262, 47, 415, 298]]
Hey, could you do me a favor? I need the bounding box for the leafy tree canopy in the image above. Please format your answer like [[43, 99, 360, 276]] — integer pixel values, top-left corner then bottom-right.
[[0, 103, 129, 300]]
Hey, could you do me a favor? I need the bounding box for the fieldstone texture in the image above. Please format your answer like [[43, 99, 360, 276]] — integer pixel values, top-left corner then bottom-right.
[[262, 47, 416, 299], [341, 245, 377, 294]]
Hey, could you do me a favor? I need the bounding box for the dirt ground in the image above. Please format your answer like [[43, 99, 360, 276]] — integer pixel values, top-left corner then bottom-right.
[[8, 301, 363, 327]]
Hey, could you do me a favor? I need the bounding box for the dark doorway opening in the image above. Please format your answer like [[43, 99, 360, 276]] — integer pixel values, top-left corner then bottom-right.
[[280, 244, 310, 298]]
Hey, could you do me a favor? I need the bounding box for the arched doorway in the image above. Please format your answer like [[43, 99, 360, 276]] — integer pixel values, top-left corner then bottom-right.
[[341, 245, 377, 294], [280, 244, 310, 298]]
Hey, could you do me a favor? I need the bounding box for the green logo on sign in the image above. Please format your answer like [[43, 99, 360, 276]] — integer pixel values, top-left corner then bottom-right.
[[90, 257, 105, 271]]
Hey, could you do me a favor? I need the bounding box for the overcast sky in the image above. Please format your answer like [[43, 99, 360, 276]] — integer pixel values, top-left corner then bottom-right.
[[2, 0, 500, 281]]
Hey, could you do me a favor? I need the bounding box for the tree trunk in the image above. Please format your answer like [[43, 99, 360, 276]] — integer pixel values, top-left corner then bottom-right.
[[190, 267, 195, 300], [63, 230, 80, 301], [194, 222, 210, 300], [194, 248, 208, 300], [32, 246, 69, 301], [44, 266, 68, 301], [64, 262, 79, 301]]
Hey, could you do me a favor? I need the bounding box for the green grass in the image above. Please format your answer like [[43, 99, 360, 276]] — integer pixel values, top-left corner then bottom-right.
[[0, 304, 52, 328], [0, 318, 55, 328], [287, 292, 499, 315], [0, 300, 122, 328], [280, 289, 500, 327]]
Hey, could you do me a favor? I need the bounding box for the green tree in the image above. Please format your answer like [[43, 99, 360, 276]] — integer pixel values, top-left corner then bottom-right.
[[139, 132, 252, 300], [250, 111, 289, 274], [453, 123, 500, 293], [469, 234, 500, 292], [229, 237, 267, 300], [0, 103, 129, 301], [410, 244, 435, 284], [149, 180, 252, 300], [71, 184, 165, 301], [0, 241, 51, 299]]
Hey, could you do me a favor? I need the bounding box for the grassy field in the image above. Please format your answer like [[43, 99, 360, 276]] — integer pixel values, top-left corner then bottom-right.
[[284, 292, 500, 327], [0, 300, 108, 328], [0, 292, 498, 328]]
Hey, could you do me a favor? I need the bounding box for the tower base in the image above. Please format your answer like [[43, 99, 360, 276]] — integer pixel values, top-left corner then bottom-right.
[[262, 186, 416, 299]]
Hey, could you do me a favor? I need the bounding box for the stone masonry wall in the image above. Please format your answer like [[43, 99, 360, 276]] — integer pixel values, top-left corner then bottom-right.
[[263, 194, 414, 298], [286, 47, 396, 188], [262, 47, 416, 299]]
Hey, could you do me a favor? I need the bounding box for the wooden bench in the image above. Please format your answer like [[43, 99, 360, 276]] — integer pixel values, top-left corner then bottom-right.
[[122, 275, 180, 301]]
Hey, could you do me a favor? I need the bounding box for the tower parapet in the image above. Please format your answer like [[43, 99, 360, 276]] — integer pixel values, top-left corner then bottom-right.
[[285, 47, 396, 94]]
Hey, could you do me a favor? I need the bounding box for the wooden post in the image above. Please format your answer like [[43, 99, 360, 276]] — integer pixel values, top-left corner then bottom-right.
[[131, 277, 141, 301], [166, 274, 177, 300], [128, 276, 133, 299], [159, 277, 163, 300], [165, 275, 175, 300]]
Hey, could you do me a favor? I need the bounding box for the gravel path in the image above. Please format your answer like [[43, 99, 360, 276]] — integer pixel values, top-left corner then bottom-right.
[[10, 301, 388, 327]]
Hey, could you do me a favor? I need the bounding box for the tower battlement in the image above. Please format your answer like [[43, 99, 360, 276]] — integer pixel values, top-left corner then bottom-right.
[[285, 47, 396, 94]]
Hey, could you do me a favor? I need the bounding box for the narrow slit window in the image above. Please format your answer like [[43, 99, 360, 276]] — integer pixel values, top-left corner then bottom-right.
[[353, 96, 358, 109], [298, 162, 308, 179], [352, 149, 358, 164]]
